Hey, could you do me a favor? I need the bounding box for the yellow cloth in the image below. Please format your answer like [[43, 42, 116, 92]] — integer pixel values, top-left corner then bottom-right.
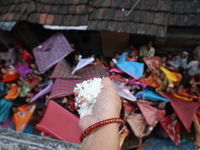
[[172, 93, 193, 101], [160, 67, 178, 82], [160, 67, 182, 87]]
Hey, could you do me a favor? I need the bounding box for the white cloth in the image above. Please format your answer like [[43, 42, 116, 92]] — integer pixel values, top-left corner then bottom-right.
[[139, 46, 155, 57], [168, 55, 188, 69], [187, 61, 200, 77]]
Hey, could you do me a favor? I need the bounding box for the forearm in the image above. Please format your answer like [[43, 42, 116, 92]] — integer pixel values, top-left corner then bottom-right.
[[80, 123, 120, 150]]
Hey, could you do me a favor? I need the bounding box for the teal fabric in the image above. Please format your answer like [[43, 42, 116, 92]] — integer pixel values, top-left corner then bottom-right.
[[0, 98, 13, 124], [0, 82, 8, 96], [143, 138, 197, 150], [135, 90, 169, 102], [117, 53, 144, 79]]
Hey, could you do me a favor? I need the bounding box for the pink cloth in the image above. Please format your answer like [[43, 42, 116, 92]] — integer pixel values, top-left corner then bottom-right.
[[36, 100, 81, 144], [109, 68, 123, 73]]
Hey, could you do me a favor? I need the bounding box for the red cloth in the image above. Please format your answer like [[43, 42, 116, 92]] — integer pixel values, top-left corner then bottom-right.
[[1, 70, 19, 82], [143, 56, 162, 76], [161, 92, 200, 132], [36, 100, 81, 144], [137, 102, 165, 126], [22, 50, 33, 64], [159, 116, 181, 146]]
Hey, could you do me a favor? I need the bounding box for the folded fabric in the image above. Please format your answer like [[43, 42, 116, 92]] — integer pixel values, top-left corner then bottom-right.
[[109, 75, 127, 83], [123, 103, 135, 119], [137, 102, 165, 126], [135, 90, 169, 102], [139, 74, 162, 88], [161, 92, 199, 132], [13, 104, 36, 132], [159, 116, 181, 146], [143, 56, 161, 76], [1, 70, 19, 82], [36, 100, 81, 144], [5, 84, 21, 100], [116, 87, 136, 102], [72, 57, 95, 74], [160, 67, 178, 82], [50, 59, 81, 79], [14, 64, 33, 78], [130, 79, 147, 89], [33, 33, 72, 74], [109, 68, 123, 73], [30, 81, 54, 103], [117, 53, 144, 79], [127, 113, 146, 137], [0, 98, 13, 124], [76, 64, 107, 79], [172, 92, 193, 101], [50, 79, 83, 99]]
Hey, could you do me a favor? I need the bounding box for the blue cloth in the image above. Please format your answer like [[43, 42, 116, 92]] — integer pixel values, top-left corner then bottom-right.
[[10, 123, 34, 134], [135, 90, 169, 102], [117, 52, 144, 79], [143, 138, 197, 150], [0, 98, 13, 124], [0, 82, 8, 96]]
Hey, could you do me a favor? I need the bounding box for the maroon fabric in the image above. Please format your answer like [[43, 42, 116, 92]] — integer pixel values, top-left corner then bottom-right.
[[50, 59, 81, 79], [36, 100, 81, 144], [51, 60, 107, 79], [161, 92, 200, 132], [33, 33, 72, 74], [50, 79, 83, 99], [76, 64, 107, 79], [137, 102, 165, 126]]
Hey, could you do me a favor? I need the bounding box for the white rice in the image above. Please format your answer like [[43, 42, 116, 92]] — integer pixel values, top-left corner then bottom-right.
[[74, 78, 103, 118]]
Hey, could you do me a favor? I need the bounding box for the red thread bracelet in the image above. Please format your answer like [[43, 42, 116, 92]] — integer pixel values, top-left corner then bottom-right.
[[80, 118, 125, 142]]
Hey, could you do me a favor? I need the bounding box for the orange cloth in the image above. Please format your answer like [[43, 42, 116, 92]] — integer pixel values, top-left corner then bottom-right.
[[5, 84, 21, 100], [139, 73, 162, 88], [172, 92, 193, 101], [1, 70, 19, 82], [13, 104, 36, 132]]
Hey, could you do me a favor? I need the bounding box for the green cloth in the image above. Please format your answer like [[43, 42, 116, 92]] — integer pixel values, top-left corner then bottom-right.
[[33, 69, 39, 74], [20, 82, 31, 97]]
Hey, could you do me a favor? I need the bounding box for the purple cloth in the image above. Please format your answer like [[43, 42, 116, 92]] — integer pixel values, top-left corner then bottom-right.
[[130, 79, 147, 89], [14, 64, 33, 78], [33, 33, 72, 74], [0, 118, 11, 129], [30, 81, 54, 103]]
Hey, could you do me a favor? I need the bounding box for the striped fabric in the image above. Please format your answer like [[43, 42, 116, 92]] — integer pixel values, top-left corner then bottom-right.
[[51, 59, 107, 80], [50, 59, 81, 79], [77, 64, 107, 79], [50, 79, 83, 99]]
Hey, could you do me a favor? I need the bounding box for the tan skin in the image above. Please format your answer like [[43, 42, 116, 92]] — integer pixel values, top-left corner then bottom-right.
[[75, 78, 121, 150]]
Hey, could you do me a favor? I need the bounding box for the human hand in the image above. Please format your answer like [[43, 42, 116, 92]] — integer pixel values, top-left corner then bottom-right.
[[75, 77, 121, 131]]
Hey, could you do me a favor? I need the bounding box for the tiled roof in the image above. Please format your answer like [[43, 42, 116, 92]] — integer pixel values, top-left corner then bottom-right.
[[0, 0, 200, 36]]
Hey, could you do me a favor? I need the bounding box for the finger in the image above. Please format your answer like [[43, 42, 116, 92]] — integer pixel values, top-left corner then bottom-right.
[[74, 89, 80, 96], [102, 77, 114, 88]]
